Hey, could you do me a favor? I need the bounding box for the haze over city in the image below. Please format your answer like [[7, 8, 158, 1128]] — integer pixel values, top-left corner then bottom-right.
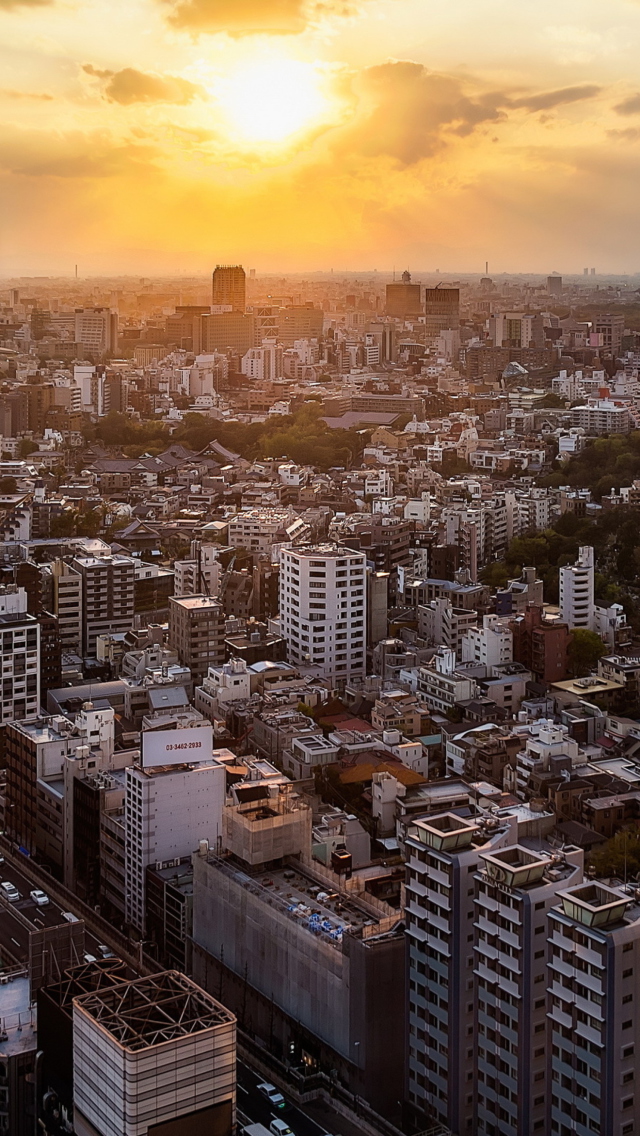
[[4, 0, 640, 273]]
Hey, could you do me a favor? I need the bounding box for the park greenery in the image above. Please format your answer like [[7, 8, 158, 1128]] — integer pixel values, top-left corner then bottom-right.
[[589, 827, 640, 881]]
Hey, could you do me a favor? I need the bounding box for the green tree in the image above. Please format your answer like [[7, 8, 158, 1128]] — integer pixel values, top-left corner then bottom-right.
[[0, 477, 17, 494], [567, 628, 606, 677], [18, 439, 38, 458], [589, 827, 640, 881]]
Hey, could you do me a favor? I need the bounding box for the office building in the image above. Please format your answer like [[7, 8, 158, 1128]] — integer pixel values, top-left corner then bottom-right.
[[74, 308, 118, 356], [548, 880, 640, 1136], [474, 843, 583, 1136], [73, 970, 235, 1136], [405, 811, 518, 1133], [0, 585, 40, 726], [424, 285, 460, 339], [277, 305, 323, 346], [279, 543, 367, 686], [547, 274, 563, 296], [199, 311, 255, 355], [592, 312, 624, 354], [50, 559, 83, 650], [71, 555, 136, 656], [125, 756, 225, 933], [559, 545, 594, 631], [212, 264, 246, 311], [386, 271, 422, 318], [169, 595, 226, 685]]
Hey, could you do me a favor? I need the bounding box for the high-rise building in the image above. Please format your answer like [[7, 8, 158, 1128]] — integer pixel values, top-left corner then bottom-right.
[[559, 545, 595, 631], [70, 555, 136, 655], [405, 811, 519, 1133], [277, 305, 324, 345], [547, 274, 563, 296], [169, 594, 226, 685], [50, 559, 83, 650], [424, 285, 460, 340], [279, 543, 367, 686], [548, 880, 640, 1136], [125, 755, 225, 933], [199, 311, 255, 355], [72, 970, 236, 1136], [0, 585, 40, 727], [74, 307, 118, 356], [385, 271, 422, 318], [212, 264, 246, 311]]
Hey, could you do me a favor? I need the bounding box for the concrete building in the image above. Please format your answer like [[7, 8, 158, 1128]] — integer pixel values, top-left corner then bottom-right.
[[418, 597, 478, 656], [50, 559, 83, 650], [241, 339, 283, 381], [73, 970, 236, 1136], [424, 286, 460, 339], [212, 263, 246, 311], [125, 756, 225, 934], [169, 595, 226, 685], [279, 543, 367, 686], [474, 843, 583, 1136], [0, 585, 40, 726], [405, 811, 518, 1134], [570, 399, 630, 435], [559, 545, 595, 631], [74, 307, 118, 356], [191, 788, 405, 1113], [547, 880, 640, 1136], [417, 647, 477, 714], [70, 554, 136, 656], [174, 542, 223, 597], [228, 507, 308, 555], [385, 272, 422, 318], [509, 604, 571, 683], [461, 614, 513, 667]]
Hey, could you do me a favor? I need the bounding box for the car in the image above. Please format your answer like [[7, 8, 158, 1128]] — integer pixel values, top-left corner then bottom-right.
[[97, 944, 114, 959], [83, 953, 97, 964], [0, 881, 19, 903], [30, 889, 50, 906], [269, 1121, 293, 1136], [256, 1083, 286, 1110], [61, 911, 79, 923]]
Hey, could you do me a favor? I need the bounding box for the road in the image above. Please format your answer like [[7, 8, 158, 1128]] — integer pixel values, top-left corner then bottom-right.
[[237, 1060, 365, 1136], [0, 856, 102, 967]]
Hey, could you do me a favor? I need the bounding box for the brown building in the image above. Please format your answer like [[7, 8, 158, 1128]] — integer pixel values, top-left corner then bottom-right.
[[212, 264, 246, 311], [169, 594, 225, 685], [385, 272, 422, 318], [510, 604, 571, 683], [424, 285, 460, 339]]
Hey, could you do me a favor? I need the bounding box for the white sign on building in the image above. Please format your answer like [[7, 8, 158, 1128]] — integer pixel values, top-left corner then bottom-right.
[[142, 724, 213, 768]]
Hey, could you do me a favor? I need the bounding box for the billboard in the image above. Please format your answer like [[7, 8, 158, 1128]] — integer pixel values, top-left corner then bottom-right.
[[142, 724, 213, 768]]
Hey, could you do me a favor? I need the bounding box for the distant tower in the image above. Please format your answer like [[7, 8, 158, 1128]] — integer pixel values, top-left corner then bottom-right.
[[212, 265, 246, 312], [547, 275, 563, 297]]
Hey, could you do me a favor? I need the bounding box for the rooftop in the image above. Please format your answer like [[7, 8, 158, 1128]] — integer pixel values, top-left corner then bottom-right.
[[74, 970, 234, 1051]]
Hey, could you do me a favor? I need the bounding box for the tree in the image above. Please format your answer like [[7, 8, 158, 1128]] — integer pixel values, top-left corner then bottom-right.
[[0, 477, 17, 494], [567, 628, 606, 677], [18, 439, 38, 458], [589, 826, 640, 881]]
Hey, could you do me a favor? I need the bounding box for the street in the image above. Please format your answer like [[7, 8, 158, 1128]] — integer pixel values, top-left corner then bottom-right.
[[237, 1059, 366, 1136], [0, 856, 102, 966]]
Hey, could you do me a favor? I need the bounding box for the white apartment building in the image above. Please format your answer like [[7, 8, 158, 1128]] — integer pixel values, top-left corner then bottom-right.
[[125, 757, 225, 933], [461, 614, 513, 667], [417, 647, 477, 714], [74, 307, 118, 356], [559, 545, 595, 630], [279, 543, 367, 686], [174, 542, 222, 596], [514, 719, 581, 799], [241, 338, 283, 381], [570, 398, 630, 435], [0, 586, 40, 724], [195, 657, 253, 721], [228, 507, 308, 555], [418, 597, 478, 656]]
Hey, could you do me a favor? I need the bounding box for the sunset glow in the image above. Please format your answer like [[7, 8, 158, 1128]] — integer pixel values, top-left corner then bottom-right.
[[216, 57, 330, 145]]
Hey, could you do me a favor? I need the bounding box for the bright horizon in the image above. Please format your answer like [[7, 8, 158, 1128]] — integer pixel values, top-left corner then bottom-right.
[[3, 0, 640, 275]]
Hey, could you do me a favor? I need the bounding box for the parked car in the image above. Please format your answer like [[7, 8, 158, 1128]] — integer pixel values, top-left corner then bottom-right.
[[257, 1083, 286, 1110], [30, 889, 49, 906]]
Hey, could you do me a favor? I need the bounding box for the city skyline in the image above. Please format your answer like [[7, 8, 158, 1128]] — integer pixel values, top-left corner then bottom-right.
[[4, 0, 640, 274]]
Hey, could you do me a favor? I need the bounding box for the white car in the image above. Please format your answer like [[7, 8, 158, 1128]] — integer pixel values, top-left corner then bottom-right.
[[270, 1121, 293, 1136], [83, 953, 97, 964], [0, 881, 19, 903], [61, 911, 79, 923], [97, 944, 114, 959], [30, 889, 49, 906], [257, 1083, 286, 1110]]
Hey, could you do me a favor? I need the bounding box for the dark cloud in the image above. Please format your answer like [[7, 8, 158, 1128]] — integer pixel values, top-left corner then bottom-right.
[[0, 126, 157, 177], [83, 65, 202, 105], [614, 93, 640, 116], [341, 62, 506, 166], [509, 84, 602, 112], [165, 0, 308, 34]]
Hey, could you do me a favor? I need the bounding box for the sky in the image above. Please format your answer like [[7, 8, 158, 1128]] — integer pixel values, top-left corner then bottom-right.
[[3, 0, 640, 274]]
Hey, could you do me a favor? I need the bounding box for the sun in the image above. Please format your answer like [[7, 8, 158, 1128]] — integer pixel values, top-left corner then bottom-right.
[[218, 56, 331, 146]]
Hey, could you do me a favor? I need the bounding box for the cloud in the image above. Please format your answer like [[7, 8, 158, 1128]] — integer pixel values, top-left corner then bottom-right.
[[0, 0, 51, 8], [82, 65, 202, 105], [614, 93, 640, 116], [165, 0, 308, 34], [0, 125, 157, 177], [162, 0, 358, 35], [337, 62, 506, 166], [0, 89, 54, 100], [608, 127, 640, 142], [509, 84, 602, 112]]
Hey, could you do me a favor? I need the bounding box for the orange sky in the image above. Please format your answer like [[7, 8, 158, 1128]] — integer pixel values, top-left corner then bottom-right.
[[2, 0, 640, 274]]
